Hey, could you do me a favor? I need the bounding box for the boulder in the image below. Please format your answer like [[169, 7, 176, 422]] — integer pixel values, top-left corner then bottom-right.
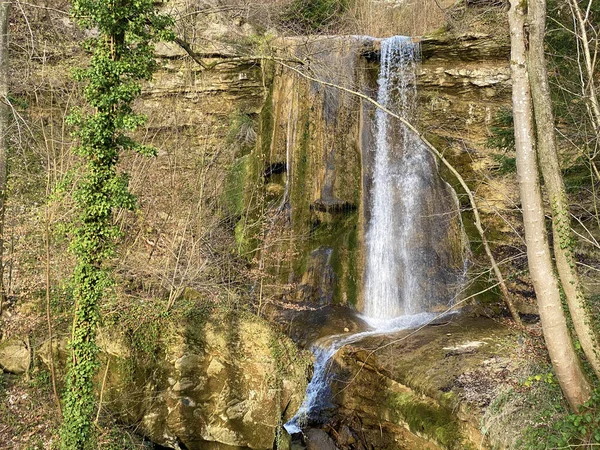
[[0, 339, 30, 374], [41, 306, 311, 450], [305, 429, 338, 450]]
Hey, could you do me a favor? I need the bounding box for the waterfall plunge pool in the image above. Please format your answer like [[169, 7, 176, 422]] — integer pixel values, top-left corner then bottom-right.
[[283, 310, 458, 436]]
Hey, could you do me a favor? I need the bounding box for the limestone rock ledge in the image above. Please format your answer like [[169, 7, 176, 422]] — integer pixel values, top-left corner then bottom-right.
[[323, 315, 522, 449], [40, 306, 311, 450], [417, 32, 517, 221]]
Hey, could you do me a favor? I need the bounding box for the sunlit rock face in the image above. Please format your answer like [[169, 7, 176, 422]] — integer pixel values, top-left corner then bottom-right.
[[40, 306, 310, 450]]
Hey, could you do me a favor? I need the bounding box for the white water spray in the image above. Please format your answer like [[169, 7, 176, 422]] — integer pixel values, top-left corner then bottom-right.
[[363, 36, 436, 320]]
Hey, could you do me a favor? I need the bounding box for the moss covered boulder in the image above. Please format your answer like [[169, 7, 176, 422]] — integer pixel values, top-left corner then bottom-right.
[[0, 339, 30, 374], [321, 314, 523, 449], [41, 304, 311, 450]]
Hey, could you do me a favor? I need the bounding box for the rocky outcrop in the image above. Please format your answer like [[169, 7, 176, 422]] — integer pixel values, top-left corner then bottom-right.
[[418, 32, 515, 209], [247, 31, 517, 310], [41, 306, 310, 450], [0, 339, 30, 374], [322, 315, 522, 449]]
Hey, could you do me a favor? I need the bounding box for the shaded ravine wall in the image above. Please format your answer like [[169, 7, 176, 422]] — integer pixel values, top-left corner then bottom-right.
[[256, 37, 372, 308], [244, 32, 514, 309]]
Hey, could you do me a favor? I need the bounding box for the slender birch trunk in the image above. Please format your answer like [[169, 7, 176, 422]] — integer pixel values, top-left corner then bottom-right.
[[0, 1, 11, 316], [528, 0, 600, 379], [508, 0, 591, 409]]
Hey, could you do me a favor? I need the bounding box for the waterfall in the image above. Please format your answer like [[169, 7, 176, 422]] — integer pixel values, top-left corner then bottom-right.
[[363, 36, 441, 322], [284, 35, 465, 437]]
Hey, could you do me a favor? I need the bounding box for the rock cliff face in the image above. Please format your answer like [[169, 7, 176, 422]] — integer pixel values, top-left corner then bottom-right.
[[111, 26, 521, 317], [417, 31, 528, 308], [244, 31, 517, 309], [254, 37, 372, 308], [418, 31, 516, 222], [41, 306, 310, 450]]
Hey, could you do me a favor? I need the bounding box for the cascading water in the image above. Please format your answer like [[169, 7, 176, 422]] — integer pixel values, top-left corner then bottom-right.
[[284, 311, 439, 435], [285, 36, 460, 436], [363, 36, 438, 321]]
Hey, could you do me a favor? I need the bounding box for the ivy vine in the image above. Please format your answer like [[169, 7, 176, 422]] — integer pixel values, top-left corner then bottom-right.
[[60, 1, 172, 448]]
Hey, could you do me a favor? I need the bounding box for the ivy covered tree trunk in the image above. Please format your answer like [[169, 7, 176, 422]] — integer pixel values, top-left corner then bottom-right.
[[527, 0, 600, 379], [60, 2, 172, 448], [0, 1, 10, 316], [508, 0, 591, 409]]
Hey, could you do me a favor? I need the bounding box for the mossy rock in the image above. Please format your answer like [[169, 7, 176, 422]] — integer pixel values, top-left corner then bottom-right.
[[388, 391, 464, 449], [223, 154, 260, 220], [40, 300, 311, 450], [327, 315, 522, 449]]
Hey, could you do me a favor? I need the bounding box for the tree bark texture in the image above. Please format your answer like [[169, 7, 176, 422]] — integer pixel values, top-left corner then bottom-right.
[[0, 1, 10, 315], [508, 0, 591, 409]]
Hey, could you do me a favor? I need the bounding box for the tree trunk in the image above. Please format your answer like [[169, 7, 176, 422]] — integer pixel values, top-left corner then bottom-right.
[[508, 0, 591, 409], [0, 1, 10, 316], [528, 0, 600, 379]]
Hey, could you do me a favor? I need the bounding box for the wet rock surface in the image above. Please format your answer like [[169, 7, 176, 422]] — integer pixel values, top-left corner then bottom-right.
[[305, 429, 338, 450], [269, 304, 370, 349], [296, 313, 523, 449]]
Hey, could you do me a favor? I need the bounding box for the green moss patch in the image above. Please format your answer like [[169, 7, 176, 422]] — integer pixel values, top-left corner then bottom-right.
[[388, 391, 464, 449], [223, 154, 257, 219]]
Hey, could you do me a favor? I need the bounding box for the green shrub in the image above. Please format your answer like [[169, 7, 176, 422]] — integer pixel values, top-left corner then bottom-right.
[[519, 380, 600, 448], [487, 107, 515, 152], [491, 153, 517, 174], [486, 107, 517, 175], [551, 389, 600, 447]]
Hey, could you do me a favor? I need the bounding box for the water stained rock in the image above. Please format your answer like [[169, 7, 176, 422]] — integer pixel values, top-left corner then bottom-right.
[[273, 304, 370, 349]]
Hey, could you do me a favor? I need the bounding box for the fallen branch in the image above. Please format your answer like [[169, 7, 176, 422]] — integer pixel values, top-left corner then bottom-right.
[[173, 37, 305, 70]]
